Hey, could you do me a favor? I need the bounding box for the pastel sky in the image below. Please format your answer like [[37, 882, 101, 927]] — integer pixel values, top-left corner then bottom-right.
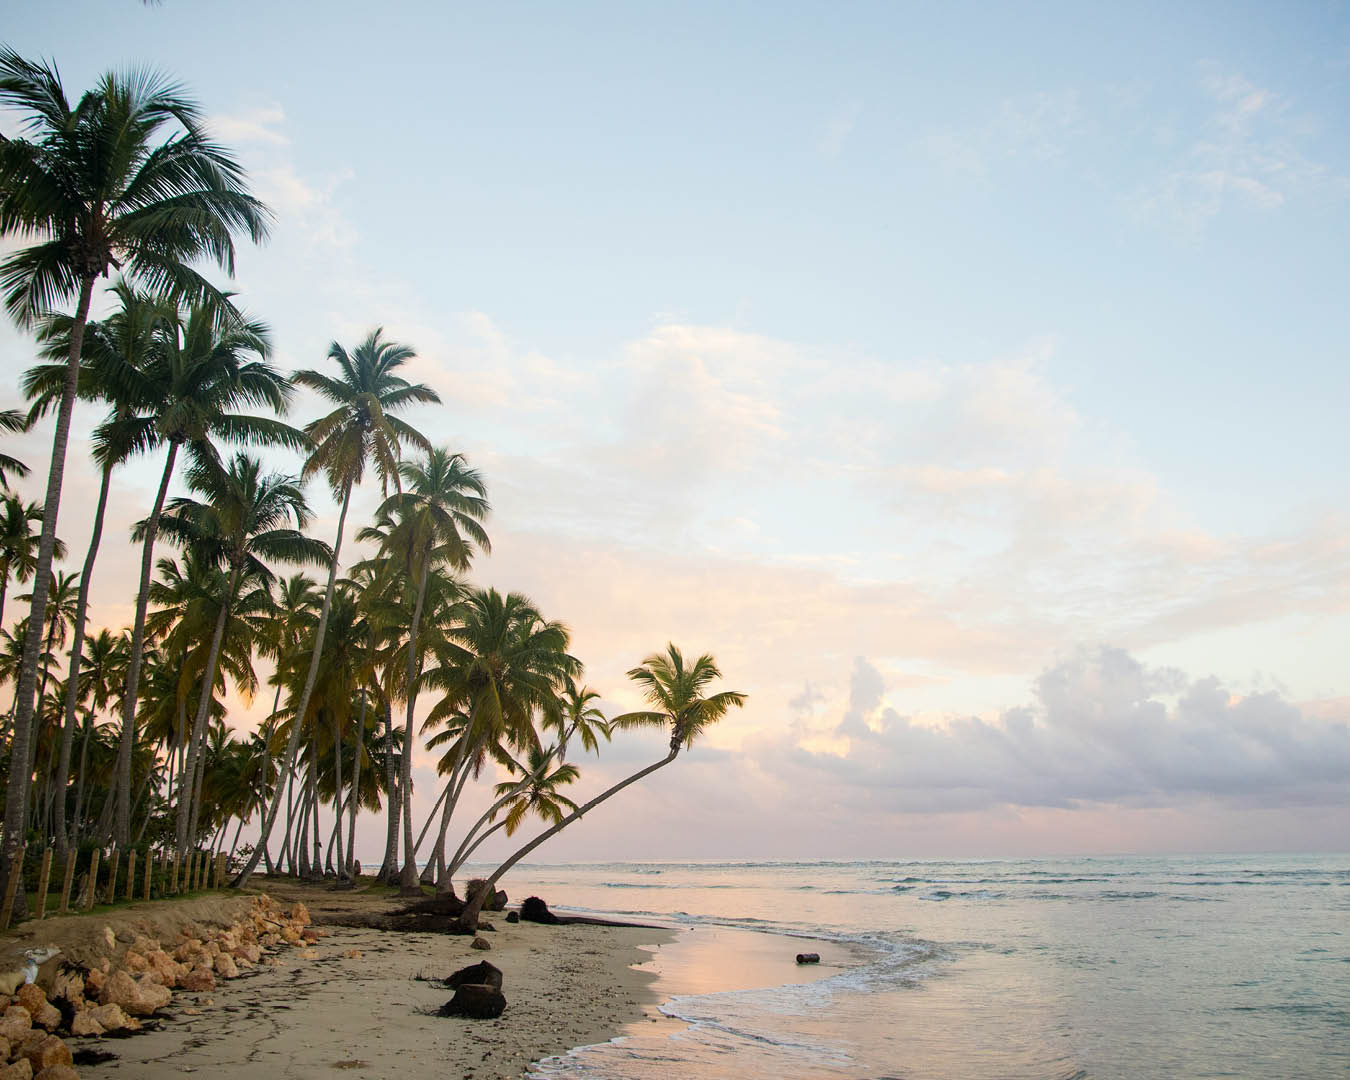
[[3, 2, 1348, 862]]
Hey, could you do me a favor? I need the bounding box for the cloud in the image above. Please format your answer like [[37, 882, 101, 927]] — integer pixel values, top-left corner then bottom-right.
[[819, 99, 863, 158], [768, 648, 1350, 814], [209, 105, 289, 147], [919, 88, 1082, 177]]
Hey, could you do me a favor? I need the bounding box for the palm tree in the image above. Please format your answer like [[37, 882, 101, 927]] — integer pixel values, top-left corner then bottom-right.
[[25, 282, 171, 850], [0, 494, 62, 630], [152, 452, 329, 855], [371, 449, 490, 891], [418, 588, 574, 893], [233, 329, 438, 888], [456, 644, 746, 931], [0, 49, 270, 878], [112, 300, 302, 844], [0, 409, 29, 489]]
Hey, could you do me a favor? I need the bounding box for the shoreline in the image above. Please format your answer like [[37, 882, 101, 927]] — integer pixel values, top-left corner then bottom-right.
[[2, 879, 864, 1080]]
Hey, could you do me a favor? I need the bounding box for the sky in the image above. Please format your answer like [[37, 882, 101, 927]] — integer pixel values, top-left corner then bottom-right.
[[2, 1, 1348, 862]]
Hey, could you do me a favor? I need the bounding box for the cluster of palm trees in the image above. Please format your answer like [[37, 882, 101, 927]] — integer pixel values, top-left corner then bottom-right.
[[0, 49, 745, 921]]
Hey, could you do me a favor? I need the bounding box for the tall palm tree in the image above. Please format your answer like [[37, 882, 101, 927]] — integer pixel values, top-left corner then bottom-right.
[[456, 644, 746, 931], [25, 282, 170, 850], [0, 50, 271, 874], [152, 451, 329, 854], [233, 328, 438, 887], [0, 409, 29, 489], [112, 300, 302, 844], [0, 49, 270, 878], [371, 449, 490, 891]]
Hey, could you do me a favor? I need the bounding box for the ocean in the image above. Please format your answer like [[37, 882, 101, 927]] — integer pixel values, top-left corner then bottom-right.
[[475, 853, 1349, 1079]]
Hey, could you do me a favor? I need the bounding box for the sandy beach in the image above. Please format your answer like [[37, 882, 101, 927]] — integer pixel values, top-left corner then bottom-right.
[[0, 879, 857, 1080]]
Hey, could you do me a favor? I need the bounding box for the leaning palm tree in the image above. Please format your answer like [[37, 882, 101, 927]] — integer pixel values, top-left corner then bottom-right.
[[0, 494, 61, 630], [232, 329, 438, 888], [0, 48, 270, 875], [152, 451, 329, 856], [456, 644, 746, 931]]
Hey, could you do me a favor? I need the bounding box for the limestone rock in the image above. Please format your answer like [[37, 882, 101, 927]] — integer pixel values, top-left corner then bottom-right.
[[99, 970, 170, 1017], [34, 1065, 80, 1080], [82, 969, 105, 999], [179, 966, 215, 992], [0, 971, 25, 997], [296, 949, 318, 961], [470, 937, 491, 951], [0, 1036, 8, 1061], [48, 971, 85, 1010], [69, 1010, 105, 1037], [438, 983, 506, 1019], [0, 1059, 32, 1080], [13, 987, 59, 1030], [447, 961, 502, 991], [101, 926, 116, 950], [20, 1033, 72, 1072], [290, 901, 311, 927], [212, 953, 238, 979], [87, 1002, 139, 1034], [0, 1005, 32, 1043]]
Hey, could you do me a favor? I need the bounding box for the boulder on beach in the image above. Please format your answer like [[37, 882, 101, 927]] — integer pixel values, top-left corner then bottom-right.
[[795, 953, 820, 964], [447, 961, 502, 991], [470, 937, 491, 951], [438, 983, 506, 1019], [504, 911, 520, 924], [519, 896, 560, 924]]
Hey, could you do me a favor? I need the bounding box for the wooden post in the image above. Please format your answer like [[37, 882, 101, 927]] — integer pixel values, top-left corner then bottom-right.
[[105, 849, 119, 905], [169, 852, 179, 894], [125, 852, 137, 902], [143, 850, 153, 901], [59, 850, 76, 913], [83, 849, 101, 911], [34, 849, 53, 920], [216, 852, 226, 889], [187, 851, 197, 892], [0, 844, 27, 931]]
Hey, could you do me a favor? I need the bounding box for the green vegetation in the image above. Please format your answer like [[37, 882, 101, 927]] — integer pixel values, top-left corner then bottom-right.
[[0, 48, 745, 921]]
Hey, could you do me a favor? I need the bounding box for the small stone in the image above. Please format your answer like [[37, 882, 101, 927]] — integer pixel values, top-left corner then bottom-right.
[[212, 953, 238, 979], [296, 949, 318, 960], [290, 901, 312, 926], [342, 949, 362, 959], [101, 927, 116, 950], [68, 1010, 105, 1037], [470, 937, 491, 951], [86, 1003, 139, 1034], [0, 1006, 32, 1043], [505, 911, 520, 924], [0, 1059, 32, 1080]]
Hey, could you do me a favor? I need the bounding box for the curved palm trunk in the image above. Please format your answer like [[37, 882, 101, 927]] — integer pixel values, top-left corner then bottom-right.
[[233, 482, 351, 888], [449, 818, 506, 882], [53, 458, 115, 852], [175, 563, 240, 855], [458, 745, 682, 932], [1, 273, 94, 898], [397, 559, 432, 891], [114, 437, 181, 845], [331, 711, 346, 879], [445, 777, 531, 883]]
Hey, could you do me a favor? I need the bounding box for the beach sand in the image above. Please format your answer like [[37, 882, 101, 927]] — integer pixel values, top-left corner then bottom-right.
[[3, 879, 858, 1080]]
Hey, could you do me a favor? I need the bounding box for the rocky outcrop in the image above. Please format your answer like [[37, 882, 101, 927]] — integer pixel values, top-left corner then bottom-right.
[[519, 896, 560, 924], [438, 983, 506, 1019]]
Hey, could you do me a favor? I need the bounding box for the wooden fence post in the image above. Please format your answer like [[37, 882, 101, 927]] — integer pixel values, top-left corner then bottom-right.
[[125, 852, 137, 902], [143, 850, 153, 901], [216, 852, 226, 889], [0, 844, 27, 931], [34, 849, 53, 920], [83, 849, 101, 911], [59, 850, 76, 913], [105, 849, 119, 905]]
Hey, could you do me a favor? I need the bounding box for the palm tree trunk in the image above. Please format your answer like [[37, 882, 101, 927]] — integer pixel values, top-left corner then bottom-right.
[[114, 437, 180, 846], [73, 712, 93, 840], [449, 818, 506, 881], [1, 273, 94, 898], [345, 693, 366, 877], [175, 563, 240, 855], [233, 481, 351, 888], [446, 777, 531, 883], [458, 746, 682, 932], [55, 456, 117, 851], [397, 558, 432, 891], [308, 759, 322, 877], [331, 710, 346, 880], [377, 701, 400, 882]]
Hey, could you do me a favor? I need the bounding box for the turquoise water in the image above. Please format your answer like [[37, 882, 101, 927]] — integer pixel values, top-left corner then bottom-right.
[[488, 854, 1350, 1079]]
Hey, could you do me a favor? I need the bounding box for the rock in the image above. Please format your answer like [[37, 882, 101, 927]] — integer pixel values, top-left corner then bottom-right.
[[447, 961, 503, 991], [470, 937, 491, 951], [437, 983, 506, 1019], [99, 970, 170, 1017], [465, 879, 508, 912], [0, 971, 26, 997], [179, 966, 215, 992], [296, 949, 318, 960], [289, 901, 311, 927], [0, 1059, 32, 1080], [69, 1010, 105, 1037], [34, 1066, 80, 1080], [0, 1006, 32, 1043], [86, 1003, 139, 1033], [14, 986, 59, 1030], [505, 911, 520, 924], [82, 970, 105, 998], [213, 953, 238, 979], [20, 1034, 72, 1072], [121, 950, 150, 974], [795, 953, 820, 964], [519, 896, 560, 924], [342, 950, 362, 959], [48, 971, 85, 1010], [233, 942, 262, 965], [101, 927, 116, 950], [0, 1036, 8, 1061]]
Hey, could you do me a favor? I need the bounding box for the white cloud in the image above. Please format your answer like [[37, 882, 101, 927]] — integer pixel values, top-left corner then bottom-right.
[[209, 105, 289, 147]]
